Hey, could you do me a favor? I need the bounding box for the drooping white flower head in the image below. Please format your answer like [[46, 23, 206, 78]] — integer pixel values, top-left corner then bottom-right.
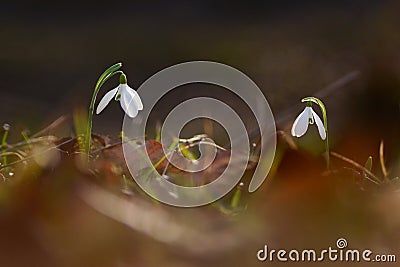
[[96, 74, 143, 118], [291, 106, 326, 140]]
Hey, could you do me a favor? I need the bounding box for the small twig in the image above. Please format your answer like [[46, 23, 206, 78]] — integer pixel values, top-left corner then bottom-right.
[[276, 70, 360, 125], [330, 151, 381, 185], [1, 124, 10, 169], [0, 138, 76, 170], [93, 135, 226, 155], [314, 71, 361, 99], [379, 140, 389, 179], [162, 145, 176, 176], [21, 130, 32, 150], [0, 172, 6, 181], [179, 134, 208, 144], [277, 130, 298, 150], [0, 151, 26, 162], [0, 136, 58, 151], [31, 115, 68, 138]]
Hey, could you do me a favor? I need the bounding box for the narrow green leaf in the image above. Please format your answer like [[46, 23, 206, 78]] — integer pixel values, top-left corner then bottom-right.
[[364, 156, 373, 171], [179, 143, 198, 160], [230, 185, 242, 208]]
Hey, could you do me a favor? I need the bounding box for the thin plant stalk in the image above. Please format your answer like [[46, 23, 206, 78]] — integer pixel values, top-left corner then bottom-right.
[[21, 131, 32, 149], [1, 124, 10, 168], [84, 62, 123, 160]]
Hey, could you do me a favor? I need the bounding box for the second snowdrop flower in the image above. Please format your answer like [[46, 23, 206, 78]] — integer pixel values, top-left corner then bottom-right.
[[291, 97, 330, 169], [96, 73, 143, 118], [291, 105, 326, 140]]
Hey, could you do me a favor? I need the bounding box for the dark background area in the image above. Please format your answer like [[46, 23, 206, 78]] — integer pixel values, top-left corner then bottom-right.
[[0, 0, 399, 159]]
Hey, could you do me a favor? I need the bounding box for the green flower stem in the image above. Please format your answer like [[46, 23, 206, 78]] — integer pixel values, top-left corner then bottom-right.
[[1, 126, 9, 168], [302, 97, 330, 169], [84, 63, 123, 160]]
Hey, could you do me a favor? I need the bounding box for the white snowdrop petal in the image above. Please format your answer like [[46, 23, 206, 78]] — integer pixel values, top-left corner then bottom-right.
[[96, 87, 119, 114], [120, 85, 139, 118], [291, 107, 310, 137], [311, 109, 326, 140], [126, 85, 143, 110]]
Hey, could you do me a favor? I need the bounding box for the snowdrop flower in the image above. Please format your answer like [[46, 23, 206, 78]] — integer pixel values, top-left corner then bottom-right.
[[291, 97, 330, 169], [96, 73, 143, 118], [291, 106, 326, 140]]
